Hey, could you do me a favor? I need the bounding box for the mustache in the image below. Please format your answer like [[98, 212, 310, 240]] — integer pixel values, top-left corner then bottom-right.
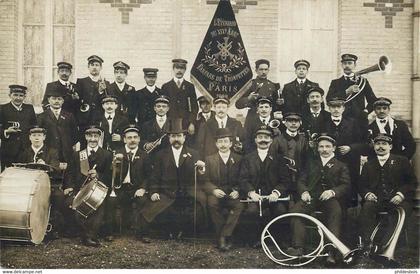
[[257, 141, 270, 145]]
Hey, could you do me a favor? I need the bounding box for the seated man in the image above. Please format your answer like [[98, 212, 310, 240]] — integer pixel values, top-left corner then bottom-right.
[[239, 125, 291, 247], [202, 128, 243, 251], [288, 134, 350, 265], [358, 133, 417, 253], [140, 119, 207, 240]]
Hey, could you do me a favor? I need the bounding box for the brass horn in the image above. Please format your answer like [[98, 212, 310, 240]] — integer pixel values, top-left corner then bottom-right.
[[261, 213, 360, 267], [268, 119, 281, 129], [110, 152, 123, 197], [355, 55, 392, 77]]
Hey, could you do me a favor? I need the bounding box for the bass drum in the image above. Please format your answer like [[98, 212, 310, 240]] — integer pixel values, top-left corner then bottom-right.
[[0, 167, 51, 244]]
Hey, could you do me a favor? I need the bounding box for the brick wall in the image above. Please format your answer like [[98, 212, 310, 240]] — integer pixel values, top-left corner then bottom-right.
[[0, 0, 17, 103], [338, 0, 414, 121]]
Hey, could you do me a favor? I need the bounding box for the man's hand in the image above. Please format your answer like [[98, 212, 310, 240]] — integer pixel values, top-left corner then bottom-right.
[[338, 145, 351, 155], [88, 169, 97, 179], [247, 91, 259, 102], [111, 134, 121, 142], [63, 188, 73, 196], [59, 162, 68, 171], [273, 111, 283, 120], [195, 160, 206, 174], [213, 189, 226, 198], [276, 97, 284, 106], [188, 123, 195, 135], [268, 192, 279, 202], [301, 191, 312, 204], [73, 142, 80, 152], [229, 190, 239, 199], [248, 191, 261, 202], [390, 194, 403, 205], [151, 193, 160, 201], [114, 153, 124, 161], [5, 126, 21, 135], [345, 85, 359, 96], [144, 143, 154, 152], [134, 188, 146, 197], [365, 192, 378, 202], [71, 92, 79, 100], [36, 159, 46, 165], [319, 190, 335, 201]]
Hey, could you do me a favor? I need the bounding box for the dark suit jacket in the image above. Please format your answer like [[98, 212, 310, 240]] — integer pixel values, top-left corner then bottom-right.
[[239, 149, 291, 197], [133, 86, 162, 126], [368, 119, 416, 159], [107, 82, 136, 115], [64, 147, 112, 191], [20, 145, 60, 179], [281, 79, 319, 114], [243, 115, 275, 153], [275, 132, 309, 174], [37, 108, 78, 162], [95, 113, 129, 151], [115, 147, 152, 195], [42, 81, 80, 115], [161, 79, 198, 123], [358, 154, 417, 201], [297, 157, 350, 201], [327, 76, 377, 118], [0, 102, 37, 167], [196, 116, 243, 158], [202, 152, 242, 195], [140, 117, 170, 155], [301, 108, 330, 135]]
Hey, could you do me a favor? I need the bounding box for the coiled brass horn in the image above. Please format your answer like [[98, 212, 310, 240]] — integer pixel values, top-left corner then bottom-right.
[[268, 119, 281, 129]]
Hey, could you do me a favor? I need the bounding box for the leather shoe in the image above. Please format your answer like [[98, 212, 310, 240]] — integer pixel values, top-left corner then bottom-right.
[[176, 231, 184, 241], [136, 235, 152, 244], [218, 236, 230, 251], [83, 238, 100, 247]]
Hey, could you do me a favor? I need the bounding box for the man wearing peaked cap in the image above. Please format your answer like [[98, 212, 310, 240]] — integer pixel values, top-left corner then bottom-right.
[[161, 58, 198, 136], [93, 94, 129, 151], [76, 55, 110, 131], [63, 123, 112, 246], [141, 95, 171, 156], [132, 68, 162, 126], [368, 97, 416, 159], [196, 95, 243, 158], [0, 84, 37, 170], [108, 61, 136, 116], [192, 96, 215, 150], [288, 132, 350, 264], [236, 58, 281, 126], [281, 59, 319, 115], [301, 86, 330, 136], [140, 117, 208, 239], [358, 131, 417, 250], [202, 127, 244, 251], [327, 53, 377, 136], [42, 61, 80, 115]]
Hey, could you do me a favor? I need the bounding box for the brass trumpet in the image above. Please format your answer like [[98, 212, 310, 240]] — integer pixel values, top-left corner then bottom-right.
[[145, 133, 167, 154], [110, 152, 123, 197]]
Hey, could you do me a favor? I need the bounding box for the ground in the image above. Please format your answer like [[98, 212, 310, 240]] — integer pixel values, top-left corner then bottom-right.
[[0, 236, 418, 269]]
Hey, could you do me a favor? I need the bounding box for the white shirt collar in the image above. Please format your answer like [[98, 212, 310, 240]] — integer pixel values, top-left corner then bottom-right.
[[257, 148, 269, 162], [87, 145, 99, 155], [58, 78, 70, 86], [215, 115, 228, 127], [377, 153, 390, 166], [51, 107, 61, 113], [376, 116, 394, 134], [32, 145, 43, 154], [259, 116, 270, 124], [174, 77, 184, 83], [125, 145, 138, 155], [116, 82, 125, 91], [89, 75, 100, 82], [11, 102, 23, 111], [171, 145, 183, 167], [320, 153, 335, 166], [218, 150, 231, 164], [156, 115, 167, 122], [286, 129, 298, 137], [105, 112, 116, 119], [297, 78, 306, 84], [146, 85, 157, 93], [310, 107, 321, 115], [201, 112, 211, 119]]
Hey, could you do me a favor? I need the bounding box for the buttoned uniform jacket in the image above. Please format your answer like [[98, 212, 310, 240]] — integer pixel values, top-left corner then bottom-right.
[[243, 114, 276, 153], [297, 156, 351, 203], [281, 79, 319, 114], [42, 80, 81, 115], [161, 79, 198, 124], [133, 86, 162, 126], [37, 108, 78, 162], [368, 119, 416, 160], [239, 149, 291, 197], [358, 154, 417, 201], [195, 115, 243, 158], [201, 152, 242, 195], [107, 82, 136, 116], [0, 102, 37, 169], [95, 112, 129, 152], [20, 145, 61, 179], [301, 108, 330, 136]]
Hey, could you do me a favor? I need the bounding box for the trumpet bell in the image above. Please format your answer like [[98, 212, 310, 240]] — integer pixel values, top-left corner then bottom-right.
[[355, 55, 392, 76], [80, 103, 90, 113], [268, 119, 281, 129]]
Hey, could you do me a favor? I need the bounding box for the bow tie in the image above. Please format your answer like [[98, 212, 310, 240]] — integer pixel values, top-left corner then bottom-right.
[[380, 119, 386, 124], [107, 115, 113, 120]]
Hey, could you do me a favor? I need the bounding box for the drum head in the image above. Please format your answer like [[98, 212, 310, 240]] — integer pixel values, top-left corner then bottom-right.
[[72, 180, 95, 208]]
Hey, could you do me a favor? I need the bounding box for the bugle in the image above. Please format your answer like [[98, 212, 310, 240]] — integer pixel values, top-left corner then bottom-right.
[[110, 152, 123, 197], [145, 133, 167, 154]]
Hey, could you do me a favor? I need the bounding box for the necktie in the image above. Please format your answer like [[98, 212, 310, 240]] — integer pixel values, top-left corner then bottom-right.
[[107, 115, 112, 120], [220, 121, 224, 128], [380, 119, 386, 124], [128, 151, 133, 162], [384, 123, 391, 135], [90, 149, 96, 156], [54, 110, 60, 119], [177, 80, 182, 88]]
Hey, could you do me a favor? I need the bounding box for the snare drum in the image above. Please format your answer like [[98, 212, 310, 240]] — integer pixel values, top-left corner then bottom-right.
[[0, 167, 51, 244], [72, 178, 108, 218]]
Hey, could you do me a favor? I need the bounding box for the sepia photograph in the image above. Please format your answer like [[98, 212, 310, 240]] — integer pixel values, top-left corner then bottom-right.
[[0, 0, 419, 271]]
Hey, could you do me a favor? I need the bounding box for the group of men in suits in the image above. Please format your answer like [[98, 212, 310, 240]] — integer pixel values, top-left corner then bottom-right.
[[0, 52, 417, 264]]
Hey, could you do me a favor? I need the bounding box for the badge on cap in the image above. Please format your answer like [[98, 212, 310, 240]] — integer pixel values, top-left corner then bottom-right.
[[87, 55, 104, 64], [9, 85, 27, 94], [57, 62, 72, 70], [373, 97, 392, 107], [143, 68, 158, 77], [294, 59, 310, 69], [113, 61, 130, 71], [341, 54, 358, 62]]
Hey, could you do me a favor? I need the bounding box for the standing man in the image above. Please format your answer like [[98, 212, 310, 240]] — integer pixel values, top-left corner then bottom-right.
[[239, 125, 291, 247], [107, 61, 136, 116], [288, 135, 350, 264], [0, 85, 37, 170], [196, 96, 243, 158], [301, 87, 330, 136], [42, 62, 80, 115], [140, 119, 207, 239], [38, 86, 78, 166], [281, 60, 319, 114], [161, 59, 198, 135], [76, 55, 110, 129], [132, 68, 161, 126], [368, 97, 416, 159], [202, 128, 244, 251], [358, 134, 417, 251], [63, 125, 112, 247], [236, 59, 281, 125], [327, 54, 377, 133]]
